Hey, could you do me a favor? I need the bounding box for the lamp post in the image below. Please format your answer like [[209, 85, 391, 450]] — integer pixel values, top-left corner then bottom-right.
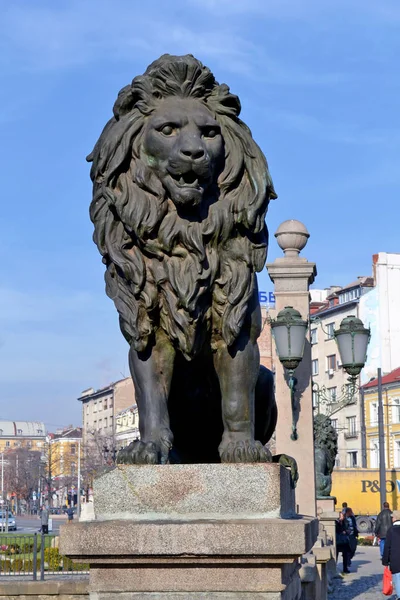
[[271, 309, 370, 437], [270, 307, 308, 441], [312, 316, 370, 417]]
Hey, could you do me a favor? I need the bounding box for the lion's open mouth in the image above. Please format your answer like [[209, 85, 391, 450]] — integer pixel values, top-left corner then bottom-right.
[[169, 170, 201, 188]]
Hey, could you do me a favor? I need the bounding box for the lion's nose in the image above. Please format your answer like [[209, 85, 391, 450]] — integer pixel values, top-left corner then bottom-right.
[[180, 143, 205, 161]]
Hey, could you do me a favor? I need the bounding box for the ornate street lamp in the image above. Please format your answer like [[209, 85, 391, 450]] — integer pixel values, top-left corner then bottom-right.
[[312, 315, 370, 416], [271, 308, 371, 435], [271, 307, 308, 441]]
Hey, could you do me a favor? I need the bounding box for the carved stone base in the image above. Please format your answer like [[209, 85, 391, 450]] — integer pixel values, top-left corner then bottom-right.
[[61, 465, 318, 600]]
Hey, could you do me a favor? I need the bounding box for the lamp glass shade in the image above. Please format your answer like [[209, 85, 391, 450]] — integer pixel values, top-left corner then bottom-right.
[[289, 323, 308, 361], [271, 306, 308, 367], [334, 316, 370, 375], [272, 324, 290, 360], [335, 332, 354, 366]]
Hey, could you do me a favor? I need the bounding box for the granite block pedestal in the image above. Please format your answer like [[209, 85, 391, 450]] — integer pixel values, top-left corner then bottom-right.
[[60, 464, 318, 600]]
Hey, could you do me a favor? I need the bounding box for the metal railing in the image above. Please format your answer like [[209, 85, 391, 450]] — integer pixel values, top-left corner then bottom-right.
[[0, 533, 88, 580]]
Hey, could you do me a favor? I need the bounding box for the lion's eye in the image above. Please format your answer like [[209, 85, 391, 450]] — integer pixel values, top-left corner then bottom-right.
[[203, 128, 219, 139], [160, 125, 175, 136]]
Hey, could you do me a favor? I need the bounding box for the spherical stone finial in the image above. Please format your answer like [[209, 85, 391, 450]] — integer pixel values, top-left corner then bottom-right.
[[275, 219, 310, 258]]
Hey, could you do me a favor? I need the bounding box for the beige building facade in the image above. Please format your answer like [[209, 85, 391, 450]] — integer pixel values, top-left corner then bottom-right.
[[311, 277, 374, 468], [115, 405, 140, 449], [78, 377, 135, 450]]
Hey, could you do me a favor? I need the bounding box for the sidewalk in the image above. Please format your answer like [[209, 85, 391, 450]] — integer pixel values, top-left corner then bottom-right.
[[330, 545, 390, 599]]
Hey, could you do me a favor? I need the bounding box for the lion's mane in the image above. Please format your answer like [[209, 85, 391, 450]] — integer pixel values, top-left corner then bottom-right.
[[88, 54, 277, 359]]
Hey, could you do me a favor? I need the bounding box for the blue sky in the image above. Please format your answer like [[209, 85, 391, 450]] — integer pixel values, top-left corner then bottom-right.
[[0, 0, 399, 429]]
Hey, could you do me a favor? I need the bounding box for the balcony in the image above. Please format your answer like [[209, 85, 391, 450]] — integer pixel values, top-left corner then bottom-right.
[[344, 431, 358, 440]]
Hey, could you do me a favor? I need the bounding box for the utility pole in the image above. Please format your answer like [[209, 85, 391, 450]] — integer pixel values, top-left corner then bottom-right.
[[378, 368, 387, 507], [77, 440, 81, 519], [360, 387, 367, 468], [1, 454, 4, 531]]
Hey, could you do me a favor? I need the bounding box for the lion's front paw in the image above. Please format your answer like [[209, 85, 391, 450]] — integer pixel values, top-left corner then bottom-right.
[[219, 438, 272, 463], [117, 440, 161, 465]]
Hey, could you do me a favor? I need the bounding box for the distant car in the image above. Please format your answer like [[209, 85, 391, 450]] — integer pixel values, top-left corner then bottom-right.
[[0, 512, 16, 531]]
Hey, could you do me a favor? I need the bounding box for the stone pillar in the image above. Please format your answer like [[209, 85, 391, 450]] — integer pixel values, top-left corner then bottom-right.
[[266, 220, 317, 517]]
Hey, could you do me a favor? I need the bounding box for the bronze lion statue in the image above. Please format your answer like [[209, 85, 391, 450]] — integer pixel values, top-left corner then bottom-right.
[[314, 414, 338, 497], [88, 54, 278, 465]]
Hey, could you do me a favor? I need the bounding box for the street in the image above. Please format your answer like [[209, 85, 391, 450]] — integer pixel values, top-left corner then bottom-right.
[[331, 545, 388, 599], [4, 515, 67, 534]]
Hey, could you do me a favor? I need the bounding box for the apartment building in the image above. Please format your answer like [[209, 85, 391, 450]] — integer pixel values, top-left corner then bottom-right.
[[0, 421, 46, 453], [311, 277, 374, 468], [78, 377, 135, 448], [363, 366, 400, 470]]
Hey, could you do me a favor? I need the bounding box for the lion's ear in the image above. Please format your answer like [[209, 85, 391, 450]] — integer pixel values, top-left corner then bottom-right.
[[208, 84, 241, 118], [113, 85, 137, 119]]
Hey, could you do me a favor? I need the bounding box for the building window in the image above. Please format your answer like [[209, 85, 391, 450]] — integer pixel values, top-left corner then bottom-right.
[[331, 419, 338, 432], [93, 402, 97, 413], [104, 399, 108, 410], [109, 398, 114, 408], [86, 405, 89, 416], [326, 323, 335, 340], [335, 456, 340, 468], [339, 288, 361, 305], [17, 429, 22, 435], [98, 401, 102, 411], [327, 387, 337, 402], [346, 416, 357, 436], [370, 440, 379, 468], [392, 399, 400, 424], [347, 451, 358, 467], [394, 440, 400, 469], [27, 440, 32, 448], [70, 444, 76, 455], [5, 441, 10, 447], [71, 462, 76, 475], [110, 416, 113, 428], [312, 359, 319, 376], [326, 354, 336, 372], [104, 417, 108, 429], [311, 329, 318, 345], [98, 419, 102, 431], [312, 390, 319, 408], [370, 402, 378, 427]]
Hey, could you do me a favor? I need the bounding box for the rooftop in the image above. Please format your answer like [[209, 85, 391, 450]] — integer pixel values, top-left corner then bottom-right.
[[363, 366, 400, 390], [0, 421, 46, 438]]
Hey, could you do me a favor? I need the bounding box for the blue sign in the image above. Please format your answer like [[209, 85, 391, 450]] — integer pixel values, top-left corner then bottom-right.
[[259, 291, 275, 305]]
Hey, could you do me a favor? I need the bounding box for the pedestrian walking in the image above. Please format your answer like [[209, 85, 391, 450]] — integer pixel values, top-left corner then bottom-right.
[[375, 502, 392, 558], [345, 507, 359, 566], [382, 510, 400, 599], [336, 511, 351, 574], [341, 501, 348, 515], [40, 506, 49, 534], [66, 506, 74, 524]]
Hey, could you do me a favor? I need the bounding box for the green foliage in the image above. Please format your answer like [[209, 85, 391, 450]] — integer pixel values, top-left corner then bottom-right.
[[44, 547, 60, 571], [12, 558, 24, 572], [0, 560, 11, 573], [358, 536, 374, 546], [23, 558, 41, 572], [5, 544, 21, 555], [61, 556, 89, 572]]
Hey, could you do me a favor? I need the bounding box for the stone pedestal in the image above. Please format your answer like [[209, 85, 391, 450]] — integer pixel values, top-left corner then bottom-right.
[[61, 464, 318, 600]]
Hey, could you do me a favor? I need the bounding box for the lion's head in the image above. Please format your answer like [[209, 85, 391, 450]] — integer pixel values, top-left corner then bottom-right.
[[88, 55, 277, 356]]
